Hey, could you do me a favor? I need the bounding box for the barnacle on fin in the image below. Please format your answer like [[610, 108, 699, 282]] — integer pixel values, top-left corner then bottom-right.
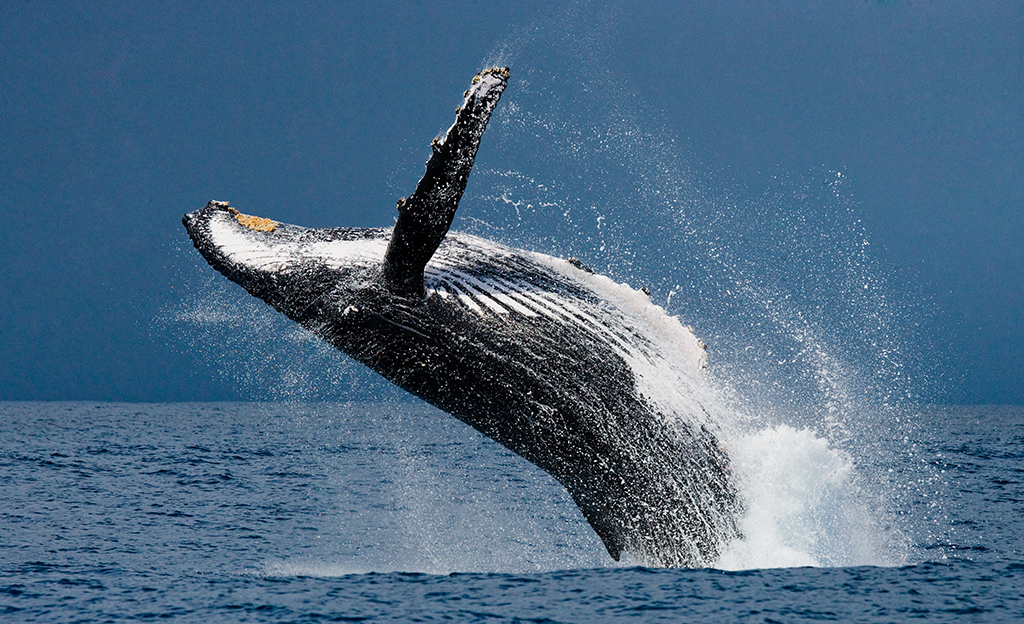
[[481, 67, 510, 79]]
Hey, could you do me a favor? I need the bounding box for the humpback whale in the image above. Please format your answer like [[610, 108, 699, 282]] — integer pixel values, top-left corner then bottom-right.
[[183, 68, 740, 567]]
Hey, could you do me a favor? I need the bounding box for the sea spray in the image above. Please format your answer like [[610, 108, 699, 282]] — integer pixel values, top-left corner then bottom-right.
[[465, 33, 923, 567], [161, 255, 396, 403]]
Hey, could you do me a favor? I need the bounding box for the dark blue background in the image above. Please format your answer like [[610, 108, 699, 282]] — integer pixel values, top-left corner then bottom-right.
[[2, 1, 1021, 403]]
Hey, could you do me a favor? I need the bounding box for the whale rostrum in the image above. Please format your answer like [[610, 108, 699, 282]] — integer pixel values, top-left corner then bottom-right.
[[183, 67, 741, 567]]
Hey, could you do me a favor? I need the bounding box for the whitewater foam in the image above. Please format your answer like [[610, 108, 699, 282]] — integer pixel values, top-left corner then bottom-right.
[[716, 424, 900, 570]]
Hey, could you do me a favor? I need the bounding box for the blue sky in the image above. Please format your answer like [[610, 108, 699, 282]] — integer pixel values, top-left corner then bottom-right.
[[1, 1, 1021, 404]]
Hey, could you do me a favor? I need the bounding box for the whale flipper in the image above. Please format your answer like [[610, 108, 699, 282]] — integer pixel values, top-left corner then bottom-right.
[[183, 68, 740, 567], [382, 68, 509, 297]]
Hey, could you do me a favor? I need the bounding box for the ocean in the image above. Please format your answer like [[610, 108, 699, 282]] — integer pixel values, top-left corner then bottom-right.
[[1, 401, 1021, 622]]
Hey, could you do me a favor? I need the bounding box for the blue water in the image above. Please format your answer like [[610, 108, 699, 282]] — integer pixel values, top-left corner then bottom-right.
[[2, 402, 1022, 622]]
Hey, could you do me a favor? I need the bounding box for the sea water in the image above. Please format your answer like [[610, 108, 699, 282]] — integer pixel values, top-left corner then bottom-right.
[[1, 401, 1021, 622]]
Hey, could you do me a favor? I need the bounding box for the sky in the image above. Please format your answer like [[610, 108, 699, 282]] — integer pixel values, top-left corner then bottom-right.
[[1, 1, 1021, 405]]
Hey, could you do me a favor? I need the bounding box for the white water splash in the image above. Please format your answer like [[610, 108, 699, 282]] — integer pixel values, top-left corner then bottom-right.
[[717, 425, 898, 569], [166, 10, 931, 572]]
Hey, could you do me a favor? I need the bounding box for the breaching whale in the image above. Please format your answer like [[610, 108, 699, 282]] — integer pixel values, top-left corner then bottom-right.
[[183, 68, 740, 567]]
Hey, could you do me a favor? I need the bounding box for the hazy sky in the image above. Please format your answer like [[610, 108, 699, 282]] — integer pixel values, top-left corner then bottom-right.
[[2, 1, 1021, 404]]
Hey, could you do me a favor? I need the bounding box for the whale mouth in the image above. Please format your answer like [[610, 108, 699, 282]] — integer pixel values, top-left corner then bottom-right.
[[183, 201, 227, 261], [182, 200, 265, 283], [182, 199, 230, 242]]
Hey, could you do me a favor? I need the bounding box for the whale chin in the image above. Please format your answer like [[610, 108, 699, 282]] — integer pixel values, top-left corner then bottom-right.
[[183, 68, 740, 567]]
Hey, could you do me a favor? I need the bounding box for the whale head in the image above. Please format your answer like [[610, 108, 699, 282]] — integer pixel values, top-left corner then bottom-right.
[[182, 200, 393, 331]]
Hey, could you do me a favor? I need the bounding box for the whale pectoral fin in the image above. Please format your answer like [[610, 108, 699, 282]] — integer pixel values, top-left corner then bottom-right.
[[381, 68, 509, 297]]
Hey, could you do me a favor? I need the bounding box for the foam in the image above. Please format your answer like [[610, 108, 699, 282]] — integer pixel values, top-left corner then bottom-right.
[[715, 424, 897, 570]]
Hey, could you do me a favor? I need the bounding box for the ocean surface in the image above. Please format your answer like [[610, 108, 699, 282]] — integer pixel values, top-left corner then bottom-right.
[[1, 401, 1021, 622]]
